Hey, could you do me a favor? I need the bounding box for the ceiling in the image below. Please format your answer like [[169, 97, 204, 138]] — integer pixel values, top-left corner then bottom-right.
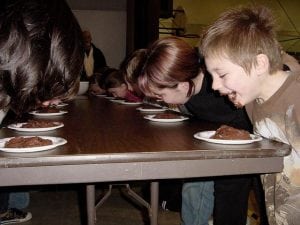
[[66, 0, 126, 10]]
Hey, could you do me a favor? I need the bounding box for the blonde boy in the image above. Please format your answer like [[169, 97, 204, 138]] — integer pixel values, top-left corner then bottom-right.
[[200, 5, 300, 225]]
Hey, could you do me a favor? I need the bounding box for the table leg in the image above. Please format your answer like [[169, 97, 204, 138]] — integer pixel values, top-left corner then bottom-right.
[[86, 184, 96, 225], [150, 181, 159, 225]]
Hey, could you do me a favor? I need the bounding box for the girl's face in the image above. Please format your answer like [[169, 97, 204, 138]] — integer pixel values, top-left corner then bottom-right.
[[126, 82, 134, 92], [108, 84, 128, 98], [150, 82, 190, 104], [205, 55, 261, 107]]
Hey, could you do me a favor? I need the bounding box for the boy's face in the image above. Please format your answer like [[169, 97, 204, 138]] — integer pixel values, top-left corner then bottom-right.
[[205, 55, 261, 107], [149, 82, 190, 105]]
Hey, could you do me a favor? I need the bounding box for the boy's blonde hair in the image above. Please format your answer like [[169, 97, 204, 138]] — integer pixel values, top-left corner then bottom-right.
[[200, 5, 282, 74]]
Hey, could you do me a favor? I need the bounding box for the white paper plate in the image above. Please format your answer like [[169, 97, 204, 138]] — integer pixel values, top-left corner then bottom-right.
[[121, 101, 143, 105], [137, 107, 166, 112], [144, 114, 189, 123], [55, 103, 68, 108], [0, 136, 67, 153], [104, 96, 115, 100], [7, 122, 64, 132], [29, 110, 68, 117], [110, 99, 125, 103], [193, 130, 263, 145]]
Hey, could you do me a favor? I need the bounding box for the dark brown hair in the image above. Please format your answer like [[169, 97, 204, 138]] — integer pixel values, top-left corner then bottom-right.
[[0, 0, 84, 114], [93, 67, 118, 90], [104, 70, 125, 89]]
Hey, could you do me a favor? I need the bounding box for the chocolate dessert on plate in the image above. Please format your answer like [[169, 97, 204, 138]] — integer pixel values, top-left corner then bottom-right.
[[153, 113, 182, 119], [37, 107, 60, 113], [21, 120, 61, 128], [211, 125, 251, 140], [4, 136, 53, 148]]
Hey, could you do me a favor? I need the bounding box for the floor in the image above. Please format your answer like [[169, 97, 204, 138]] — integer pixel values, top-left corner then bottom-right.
[[19, 181, 261, 225], [21, 182, 181, 225]]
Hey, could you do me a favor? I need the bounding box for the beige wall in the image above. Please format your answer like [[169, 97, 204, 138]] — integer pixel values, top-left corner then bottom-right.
[[73, 10, 126, 68]]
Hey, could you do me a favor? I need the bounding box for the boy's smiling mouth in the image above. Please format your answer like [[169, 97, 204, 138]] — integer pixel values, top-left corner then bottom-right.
[[228, 91, 243, 108], [219, 91, 243, 108]]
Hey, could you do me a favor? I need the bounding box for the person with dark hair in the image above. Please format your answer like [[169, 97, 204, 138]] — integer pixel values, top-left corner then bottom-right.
[[88, 67, 116, 95], [138, 36, 256, 225], [81, 30, 107, 82], [104, 69, 142, 102], [0, 0, 84, 223]]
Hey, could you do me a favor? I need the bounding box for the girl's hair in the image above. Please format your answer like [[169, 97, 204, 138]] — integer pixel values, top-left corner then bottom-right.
[[0, 0, 84, 114], [104, 70, 125, 89], [138, 37, 201, 97], [120, 49, 148, 85], [94, 67, 118, 90], [200, 5, 282, 74]]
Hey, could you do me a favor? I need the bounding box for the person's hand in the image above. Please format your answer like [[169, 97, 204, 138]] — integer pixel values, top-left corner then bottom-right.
[[41, 99, 62, 107]]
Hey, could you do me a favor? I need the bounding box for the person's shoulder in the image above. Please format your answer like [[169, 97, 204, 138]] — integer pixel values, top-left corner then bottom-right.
[[92, 43, 103, 52], [294, 71, 300, 81], [286, 71, 300, 85], [282, 52, 300, 73]]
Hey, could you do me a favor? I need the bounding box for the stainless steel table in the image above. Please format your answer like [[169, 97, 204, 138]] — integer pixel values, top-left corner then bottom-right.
[[0, 96, 291, 225]]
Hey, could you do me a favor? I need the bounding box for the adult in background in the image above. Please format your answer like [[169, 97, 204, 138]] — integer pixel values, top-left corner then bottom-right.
[[0, 0, 84, 223], [81, 30, 107, 82]]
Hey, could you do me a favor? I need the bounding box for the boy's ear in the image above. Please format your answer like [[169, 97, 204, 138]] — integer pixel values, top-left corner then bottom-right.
[[255, 54, 269, 75]]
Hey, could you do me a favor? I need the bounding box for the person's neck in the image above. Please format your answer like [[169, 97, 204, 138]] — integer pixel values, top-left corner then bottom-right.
[[192, 71, 205, 95], [259, 70, 289, 102], [85, 47, 92, 55]]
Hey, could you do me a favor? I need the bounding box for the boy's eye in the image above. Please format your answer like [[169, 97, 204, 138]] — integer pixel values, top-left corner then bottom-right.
[[219, 74, 227, 78]]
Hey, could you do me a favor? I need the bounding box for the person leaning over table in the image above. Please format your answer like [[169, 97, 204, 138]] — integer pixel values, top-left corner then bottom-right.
[[104, 69, 142, 102], [200, 5, 300, 225], [119, 49, 147, 99], [0, 0, 84, 224], [88, 66, 113, 95], [119, 48, 170, 108], [137, 36, 263, 225]]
